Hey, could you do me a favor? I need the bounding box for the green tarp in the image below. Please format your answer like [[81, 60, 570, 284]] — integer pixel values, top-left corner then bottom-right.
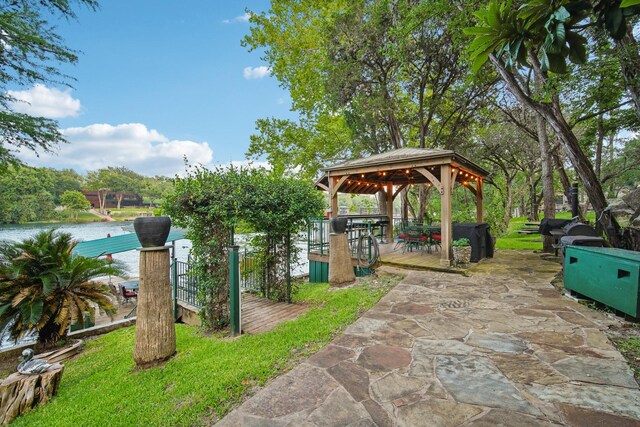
[[72, 229, 187, 258]]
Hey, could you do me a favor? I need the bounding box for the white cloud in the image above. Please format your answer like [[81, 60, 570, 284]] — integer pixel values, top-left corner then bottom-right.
[[222, 12, 250, 24], [8, 84, 81, 118], [17, 123, 213, 177], [243, 66, 271, 80]]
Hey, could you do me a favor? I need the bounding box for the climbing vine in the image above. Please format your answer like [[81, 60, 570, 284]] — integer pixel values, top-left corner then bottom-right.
[[164, 166, 323, 328]]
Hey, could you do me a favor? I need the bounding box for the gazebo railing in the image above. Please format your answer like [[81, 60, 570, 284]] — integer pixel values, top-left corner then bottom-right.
[[307, 217, 375, 258]]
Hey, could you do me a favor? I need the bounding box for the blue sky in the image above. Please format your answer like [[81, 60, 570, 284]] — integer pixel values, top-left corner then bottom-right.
[[13, 1, 293, 176]]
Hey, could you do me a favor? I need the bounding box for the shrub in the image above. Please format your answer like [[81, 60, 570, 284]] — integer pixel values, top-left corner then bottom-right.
[[0, 230, 126, 347], [452, 238, 470, 247]]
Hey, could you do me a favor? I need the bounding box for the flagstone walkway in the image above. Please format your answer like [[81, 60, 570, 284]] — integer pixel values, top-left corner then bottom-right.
[[217, 251, 640, 426]]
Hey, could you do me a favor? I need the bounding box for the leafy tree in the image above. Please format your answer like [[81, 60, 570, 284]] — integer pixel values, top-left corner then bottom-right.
[[101, 167, 143, 209], [164, 166, 323, 327], [60, 189, 90, 219], [0, 165, 55, 223], [465, 0, 629, 243], [139, 176, 173, 207], [48, 168, 83, 204], [0, 0, 98, 171], [465, 0, 640, 115], [245, 0, 490, 221], [85, 168, 110, 212], [0, 229, 126, 347], [241, 172, 325, 302]]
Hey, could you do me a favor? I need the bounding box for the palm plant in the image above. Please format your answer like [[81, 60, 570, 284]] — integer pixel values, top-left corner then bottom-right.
[[0, 230, 127, 348]]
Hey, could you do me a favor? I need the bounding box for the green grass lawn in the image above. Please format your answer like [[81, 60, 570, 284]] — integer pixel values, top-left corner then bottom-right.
[[495, 211, 597, 251], [12, 274, 401, 427]]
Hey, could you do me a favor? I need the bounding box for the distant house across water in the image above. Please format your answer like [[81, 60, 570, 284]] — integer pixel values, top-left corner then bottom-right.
[[81, 191, 144, 208]]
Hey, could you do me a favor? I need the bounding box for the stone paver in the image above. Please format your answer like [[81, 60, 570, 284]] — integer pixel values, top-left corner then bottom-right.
[[216, 251, 640, 426]]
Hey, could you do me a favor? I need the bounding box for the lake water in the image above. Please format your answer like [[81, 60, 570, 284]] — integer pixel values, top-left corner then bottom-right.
[[0, 222, 192, 278], [0, 222, 309, 278]]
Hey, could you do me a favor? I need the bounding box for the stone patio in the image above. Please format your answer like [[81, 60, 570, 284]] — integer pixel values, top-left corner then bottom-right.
[[216, 251, 640, 426]]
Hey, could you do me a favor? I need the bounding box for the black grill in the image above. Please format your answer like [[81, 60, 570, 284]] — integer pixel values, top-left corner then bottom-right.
[[562, 222, 598, 237]]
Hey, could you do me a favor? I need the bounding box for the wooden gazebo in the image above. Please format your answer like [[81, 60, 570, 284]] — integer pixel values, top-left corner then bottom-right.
[[316, 148, 490, 266]]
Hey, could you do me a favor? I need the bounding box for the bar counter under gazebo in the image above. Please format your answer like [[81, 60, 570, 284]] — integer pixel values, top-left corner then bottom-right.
[[315, 147, 490, 266]]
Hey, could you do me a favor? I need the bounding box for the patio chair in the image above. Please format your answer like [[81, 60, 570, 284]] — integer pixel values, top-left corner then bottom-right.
[[120, 285, 137, 305], [394, 221, 409, 251], [403, 227, 428, 254], [429, 232, 442, 252]]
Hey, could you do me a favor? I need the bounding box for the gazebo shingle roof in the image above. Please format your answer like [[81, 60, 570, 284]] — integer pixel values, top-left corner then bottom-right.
[[316, 147, 488, 195]]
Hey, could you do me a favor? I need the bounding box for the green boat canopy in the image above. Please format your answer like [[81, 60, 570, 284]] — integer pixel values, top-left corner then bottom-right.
[[72, 229, 187, 258]]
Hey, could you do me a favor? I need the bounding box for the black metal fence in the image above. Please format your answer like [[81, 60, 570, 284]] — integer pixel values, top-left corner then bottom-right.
[[171, 259, 201, 308]]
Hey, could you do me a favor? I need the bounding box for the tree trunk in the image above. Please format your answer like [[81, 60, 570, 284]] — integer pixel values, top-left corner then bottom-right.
[[595, 113, 604, 179], [116, 193, 123, 210], [504, 176, 514, 228], [615, 25, 640, 120], [536, 113, 556, 252], [0, 363, 64, 425], [134, 247, 176, 369], [418, 185, 429, 222], [529, 179, 539, 221], [552, 149, 571, 198], [401, 189, 409, 223], [98, 189, 107, 213], [490, 54, 621, 246], [376, 191, 387, 215]]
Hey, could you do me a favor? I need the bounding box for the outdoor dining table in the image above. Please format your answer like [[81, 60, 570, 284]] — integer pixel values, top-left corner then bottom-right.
[[402, 225, 441, 254], [121, 279, 139, 290]]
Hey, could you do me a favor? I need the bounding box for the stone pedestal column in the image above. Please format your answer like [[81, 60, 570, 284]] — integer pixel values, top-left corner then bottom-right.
[[134, 246, 176, 368], [329, 233, 355, 286]]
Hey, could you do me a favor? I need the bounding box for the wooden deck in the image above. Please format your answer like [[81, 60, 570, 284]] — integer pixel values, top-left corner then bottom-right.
[[378, 242, 465, 273], [241, 293, 308, 334]]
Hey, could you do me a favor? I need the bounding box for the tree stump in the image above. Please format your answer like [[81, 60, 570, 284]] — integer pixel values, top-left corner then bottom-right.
[[0, 363, 64, 425], [134, 246, 176, 368], [329, 233, 355, 286]]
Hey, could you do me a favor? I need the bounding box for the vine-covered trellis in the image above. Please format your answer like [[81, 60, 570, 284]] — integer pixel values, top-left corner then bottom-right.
[[164, 165, 323, 328]]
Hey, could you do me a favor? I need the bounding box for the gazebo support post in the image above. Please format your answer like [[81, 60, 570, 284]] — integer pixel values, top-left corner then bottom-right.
[[329, 175, 338, 218], [476, 180, 483, 223], [386, 183, 393, 243], [440, 164, 452, 266]]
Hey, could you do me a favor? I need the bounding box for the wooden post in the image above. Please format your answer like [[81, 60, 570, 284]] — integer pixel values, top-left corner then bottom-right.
[[476, 179, 483, 223], [134, 246, 176, 368], [386, 183, 394, 243], [329, 233, 355, 286], [330, 176, 338, 217], [440, 164, 452, 266]]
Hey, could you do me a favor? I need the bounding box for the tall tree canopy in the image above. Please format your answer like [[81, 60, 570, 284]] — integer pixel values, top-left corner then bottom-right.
[[244, 0, 488, 179], [0, 0, 97, 171]]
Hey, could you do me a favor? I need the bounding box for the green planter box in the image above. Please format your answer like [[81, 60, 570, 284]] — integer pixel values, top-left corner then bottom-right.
[[564, 246, 640, 317], [309, 260, 373, 283]]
